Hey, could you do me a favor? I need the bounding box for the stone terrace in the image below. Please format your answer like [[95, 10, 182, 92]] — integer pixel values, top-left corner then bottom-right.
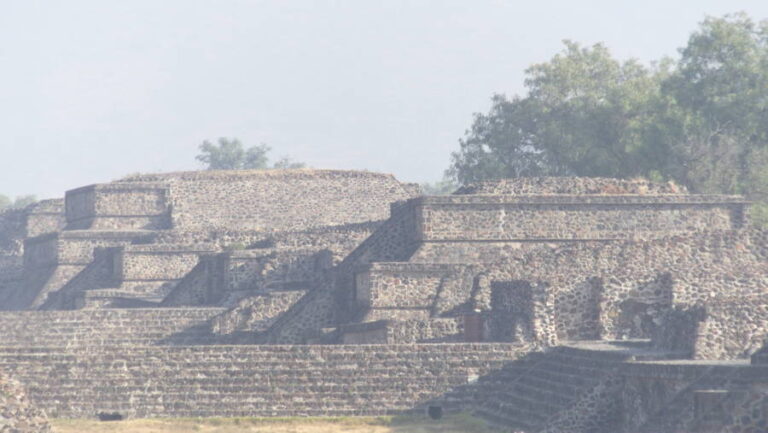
[[0, 174, 766, 431], [0, 344, 527, 419], [0, 308, 225, 347]]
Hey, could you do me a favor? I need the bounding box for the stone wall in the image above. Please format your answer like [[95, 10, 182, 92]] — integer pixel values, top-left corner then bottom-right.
[[454, 177, 686, 195], [21, 169, 410, 311], [258, 202, 422, 343], [136, 221, 377, 258], [487, 280, 537, 343], [354, 262, 475, 321], [477, 229, 768, 346], [340, 228, 768, 346], [164, 246, 327, 308], [693, 295, 768, 360], [0, 371, 51, 433], [619, 361, 768, 433], [331, 226, 767, 346], [113, 244, 210, 281], [265, 179, 750, 345], [160, 260, 213, 306], [0, 308, 225, 347], [260, 277, 339, 344], [0, 209, 26, 254], [408, 241, 554, 264], [210, 290, 306, 341], [65, 183, 170, 230], [653, 294, 768, 360], [24, 199, 66, 238], [116, 169, 419, 232], [0, 199, 64, 253], [0, 200, 65, 310], [39, 249, 114, 310], [24, 230, 151, 269], [412, 195, 746, 242], [708, 389, 768, 433], [220, 248, 332, 292], [0, 343, 527, 419], [340, 318, 464, 343], [18, 230, 151, 309]]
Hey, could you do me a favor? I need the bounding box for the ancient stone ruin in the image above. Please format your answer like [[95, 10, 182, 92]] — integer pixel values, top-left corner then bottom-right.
[[0, 371, 51, 433], [0, 169, 766, 432]]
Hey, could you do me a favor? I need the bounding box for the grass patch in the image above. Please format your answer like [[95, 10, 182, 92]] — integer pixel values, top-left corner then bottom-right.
[[51, 413, 499, 433]]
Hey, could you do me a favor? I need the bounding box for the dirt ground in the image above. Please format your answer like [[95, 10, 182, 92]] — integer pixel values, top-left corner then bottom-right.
[[51, 414, 500, 433]]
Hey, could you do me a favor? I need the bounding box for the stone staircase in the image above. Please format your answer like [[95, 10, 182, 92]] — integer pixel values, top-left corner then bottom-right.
[[0, 343, 527, 419], [474, 342, 655, 432], [85, 244, 215, 308], [0, 308, 225, 347], [210, 290, 308, 343]]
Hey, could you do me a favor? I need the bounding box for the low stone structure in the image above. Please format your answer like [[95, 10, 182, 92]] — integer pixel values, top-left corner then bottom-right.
[[0, 173, 766, 431], [0, 169, 417, 310]]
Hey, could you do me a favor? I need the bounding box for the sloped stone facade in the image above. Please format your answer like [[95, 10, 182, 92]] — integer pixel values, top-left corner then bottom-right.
[[0, 174, 766, 431], [0, 371, 50, 433]]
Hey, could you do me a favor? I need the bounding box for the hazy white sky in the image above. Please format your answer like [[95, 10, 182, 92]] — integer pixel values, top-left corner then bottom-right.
[[3, 0, 768, 199]]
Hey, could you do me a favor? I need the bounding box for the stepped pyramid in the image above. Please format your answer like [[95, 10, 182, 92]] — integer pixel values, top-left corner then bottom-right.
[[1, 173, 767, 431]]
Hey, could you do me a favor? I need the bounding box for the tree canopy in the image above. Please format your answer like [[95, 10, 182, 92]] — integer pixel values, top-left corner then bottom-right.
[[448, 13, 768, 210], [196, 138, 305, 170], [0, 195, 36, 212]]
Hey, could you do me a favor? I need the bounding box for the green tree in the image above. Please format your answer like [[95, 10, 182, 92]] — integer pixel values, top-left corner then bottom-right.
[[196, 138, 304, 170], [663, 13, 768, 198], [0, 195, 10, 211], [447, 96, 547, 185], [197, 138, 269, 170], [449, 41, 668, 185], [0, 194, 37, 211], [272, 157, 306, 169], [448, 13, 768, 212], [12, 195, 36, 209], [421, 178, 459, 195], [244, 144, 271, 170]]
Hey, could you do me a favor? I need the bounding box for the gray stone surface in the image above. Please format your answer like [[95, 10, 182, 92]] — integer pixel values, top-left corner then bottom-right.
[[0, 370, 51, 433], [0, 343, 528, 419], [0, 173, 766, 430]]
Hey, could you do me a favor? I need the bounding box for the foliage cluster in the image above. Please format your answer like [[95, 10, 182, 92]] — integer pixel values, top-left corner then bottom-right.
[[0, 195, 36, 212], [448, 13, 768, 220], [196, 138, 305, 171]]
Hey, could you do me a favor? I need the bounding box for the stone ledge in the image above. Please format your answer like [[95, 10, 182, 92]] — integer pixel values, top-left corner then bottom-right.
[[413, 194, 748, 205]]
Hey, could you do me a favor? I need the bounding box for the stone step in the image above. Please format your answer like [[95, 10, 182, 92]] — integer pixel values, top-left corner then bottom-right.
[[12, 367, 489, 378], [42, 403, 422, 419], [473, 347, 627, 431], [4, 367, 507, 381], [0, 343, 528, 419], [0, 308, 226, 346], [0, 345, 518, 356], [0, 347, 515, 356], [26, 381, 471, 394], [4, 362, 507, 372], [29, 389, 464, 402]]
